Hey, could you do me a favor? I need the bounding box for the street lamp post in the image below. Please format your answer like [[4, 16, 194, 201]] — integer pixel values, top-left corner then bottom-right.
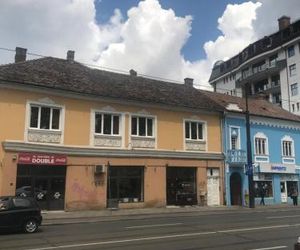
[[245, 82, 255, 208]]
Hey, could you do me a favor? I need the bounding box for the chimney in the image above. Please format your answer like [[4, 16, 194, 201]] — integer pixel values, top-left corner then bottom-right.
[[67, 50, 75, 61], [129, 69, 137, 76], [184, 78, 194, 87], [15, 47, 27, 63], [278, 16, 291, 30]]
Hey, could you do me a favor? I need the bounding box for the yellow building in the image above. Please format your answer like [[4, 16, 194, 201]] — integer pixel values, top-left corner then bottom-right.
[[0, 48, 224, 211]]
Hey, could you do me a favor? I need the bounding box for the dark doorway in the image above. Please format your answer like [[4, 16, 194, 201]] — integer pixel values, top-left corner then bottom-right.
[[230, 172, 242, 206], [166, 167, 197, 206], [16, 165, 66, 210]]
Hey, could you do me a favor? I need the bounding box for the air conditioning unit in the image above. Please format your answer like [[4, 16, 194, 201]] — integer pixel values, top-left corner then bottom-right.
[[95, 164, 106, 174]]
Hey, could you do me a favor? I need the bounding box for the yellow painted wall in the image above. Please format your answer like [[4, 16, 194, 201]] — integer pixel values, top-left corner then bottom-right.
[[0, 87, 223, 203], [0, 88, 222, 153]]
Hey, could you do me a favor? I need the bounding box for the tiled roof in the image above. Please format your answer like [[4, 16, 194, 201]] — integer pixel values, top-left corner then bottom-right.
[[199, 90, 300, 122], [0, 57, 223, 112]]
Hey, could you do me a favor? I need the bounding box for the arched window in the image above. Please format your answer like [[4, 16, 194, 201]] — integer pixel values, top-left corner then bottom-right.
[[281, 135, 294, 158], [254, 132, 269, 156]]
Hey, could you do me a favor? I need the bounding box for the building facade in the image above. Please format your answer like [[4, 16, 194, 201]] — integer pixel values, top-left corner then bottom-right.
[[201, 91, 300, 206], [0, 49, 224, 211], [209, 16, 300, 115]]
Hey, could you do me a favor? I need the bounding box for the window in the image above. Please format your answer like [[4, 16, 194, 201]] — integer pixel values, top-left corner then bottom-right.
[[282, 136, 294, 158], [185, 121, 204, 140], [289, 64, 296, 76], [282, 140, 293, 157], [108, 166, 144, 202], [30, 105, 60, 130], [230, 127, 240, 150], [291, 83, 298, 96], [292, 104, 295, 112], [131, 116, 154, 137], [288, 45, 295, 57], [254, 181, 273, 198], [269, 54, 278, 67], [255, 136, 268, 155], [297, 103, 299, 111], [12, 198, 31, 208], [95, 113, 120, 135]]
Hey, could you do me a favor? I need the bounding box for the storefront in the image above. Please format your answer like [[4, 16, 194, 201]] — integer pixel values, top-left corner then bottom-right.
[[16, 153, 67, 210], [166, 167, 197, 206], [254, 163, 300, 204]]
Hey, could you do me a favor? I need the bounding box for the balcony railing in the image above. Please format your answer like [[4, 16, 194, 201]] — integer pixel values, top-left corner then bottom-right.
[[236, 59, 286, 87], [227, 149, 247, 164]]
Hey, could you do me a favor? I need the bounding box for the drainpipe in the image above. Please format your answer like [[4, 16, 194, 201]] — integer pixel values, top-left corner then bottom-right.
[[284, 47, 291, 111]]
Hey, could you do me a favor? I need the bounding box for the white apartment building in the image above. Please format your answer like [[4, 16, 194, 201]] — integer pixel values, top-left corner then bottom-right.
[[209, 16, 300, 114]]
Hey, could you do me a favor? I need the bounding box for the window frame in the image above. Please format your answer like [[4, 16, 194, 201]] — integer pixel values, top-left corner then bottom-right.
[[254, 132, 269, 160], [94, 111, 121, 136], [288, 45, 295, 57], [130, 114, 156, 138], [184, 119, 207, 142], [26, 101, 64, 133], [281, 135, 295, 160], [291, 83, 298, 96], [289, 64, 297, 77], [229, 126, 241, 150]]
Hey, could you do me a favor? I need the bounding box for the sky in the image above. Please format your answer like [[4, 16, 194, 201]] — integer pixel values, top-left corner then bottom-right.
[[1, 0, 300, 89]]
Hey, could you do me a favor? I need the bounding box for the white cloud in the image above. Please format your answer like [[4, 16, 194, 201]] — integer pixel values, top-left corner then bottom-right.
[[1, 0, 300, 89]]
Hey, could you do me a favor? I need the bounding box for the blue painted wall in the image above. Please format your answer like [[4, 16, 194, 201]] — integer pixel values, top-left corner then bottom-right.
[[224, 114, 300, 206]]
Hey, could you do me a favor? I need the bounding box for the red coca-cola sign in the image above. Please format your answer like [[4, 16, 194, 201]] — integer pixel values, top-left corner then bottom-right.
[[18, 153, 67, 165]]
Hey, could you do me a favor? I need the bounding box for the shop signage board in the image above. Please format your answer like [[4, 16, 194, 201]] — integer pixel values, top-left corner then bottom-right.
[[18, 153, 67, 165], [259, 163, 296, 174]]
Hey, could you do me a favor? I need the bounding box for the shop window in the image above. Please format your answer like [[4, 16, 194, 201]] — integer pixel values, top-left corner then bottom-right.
[[289, 64, 297, 77], [287, 181, 298, 196], [185, 121, 205, 140], [108, 166, 144, 202], [95, 113, 120, 135], [254, 133, 268, 156], [29, 105, 61, 130], [131, 116, 154, 137], [288, 45, 295, 57], [254, 181, 273, 198]]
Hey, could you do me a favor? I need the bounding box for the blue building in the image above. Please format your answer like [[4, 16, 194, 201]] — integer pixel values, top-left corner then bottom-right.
[[202, 91, 300, 206]]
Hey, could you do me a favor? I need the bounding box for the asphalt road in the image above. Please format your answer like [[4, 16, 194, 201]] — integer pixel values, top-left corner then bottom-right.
[[1, 207, 300, 250]]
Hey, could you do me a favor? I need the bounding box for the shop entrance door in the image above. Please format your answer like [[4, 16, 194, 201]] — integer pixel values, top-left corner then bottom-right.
[[207, 169, 220, 206], [280, 181, 287, 203], [166, 167, 197, 206]]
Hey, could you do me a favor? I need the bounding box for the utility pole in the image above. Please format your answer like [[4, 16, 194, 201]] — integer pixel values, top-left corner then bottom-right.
[[245, 82, 255, 208]]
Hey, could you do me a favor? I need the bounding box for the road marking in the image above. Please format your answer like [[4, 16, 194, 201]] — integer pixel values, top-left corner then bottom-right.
[[25, 223, 300, 250], [219, 224, 290, 233], [249, 246, 287, 250], [125, 222, 183, 229], [25, 231, 217, 250], [267, 215, 300, 219]]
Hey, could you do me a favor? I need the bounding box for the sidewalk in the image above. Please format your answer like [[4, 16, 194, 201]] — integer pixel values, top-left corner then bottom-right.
[[42, 204, 298, 225]]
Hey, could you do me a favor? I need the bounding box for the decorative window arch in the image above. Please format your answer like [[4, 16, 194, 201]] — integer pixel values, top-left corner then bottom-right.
[[281, 135, 295, 157], [254, 132, 269, 156]]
